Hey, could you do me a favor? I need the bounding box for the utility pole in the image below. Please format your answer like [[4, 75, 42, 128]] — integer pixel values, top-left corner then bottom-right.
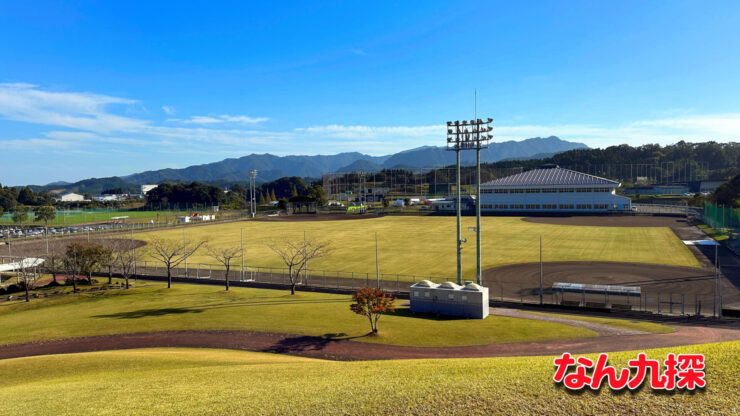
[[304, 230, 308, 283], [241, 228, 245, 281], [714, 242, 718, 318], [713, 241, 722, 318], [375, 232, 380, 288], [539, 235, 543, 305], [249, 170, 258, 218], [131, 227, 136, 276]]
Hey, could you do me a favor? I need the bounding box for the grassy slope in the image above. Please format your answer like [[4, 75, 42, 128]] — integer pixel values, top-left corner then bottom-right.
[[1, 342, 737, 415], [136, 216, 700, 277], [525, 311, 675, 333], [0, 282, 594, 347]]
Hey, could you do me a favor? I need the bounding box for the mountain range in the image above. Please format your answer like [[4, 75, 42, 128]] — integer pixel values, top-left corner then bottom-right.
[[37, 136, 587, 193]]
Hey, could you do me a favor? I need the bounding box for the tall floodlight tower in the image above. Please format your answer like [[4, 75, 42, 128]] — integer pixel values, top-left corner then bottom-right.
[[446, 120, 464, 285], [446, 117, 493, 285], [473, 117, 493, 285], [249, 170, 258, 218]]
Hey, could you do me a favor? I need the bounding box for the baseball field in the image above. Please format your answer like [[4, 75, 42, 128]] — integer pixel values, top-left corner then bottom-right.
[[135, 215, 700, 277]]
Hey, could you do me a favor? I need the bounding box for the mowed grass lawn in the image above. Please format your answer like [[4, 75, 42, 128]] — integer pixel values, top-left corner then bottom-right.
[[1, 342, 738, 415], [0, 210, 186, 226], [136, 216, 699, 277], [0, 282, 594, 347]]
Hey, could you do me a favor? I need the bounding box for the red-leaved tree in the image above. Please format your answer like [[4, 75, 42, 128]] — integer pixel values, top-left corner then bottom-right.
[[350, 287, 395, 334]]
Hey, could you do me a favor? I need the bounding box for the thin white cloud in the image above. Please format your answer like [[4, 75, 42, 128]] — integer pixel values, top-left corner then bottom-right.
[[350, 48, 368, 56], [296, 124, 443, 139], [161, 105, 176, 115], [219, 115, 269, 123], [3, 138, 71, 150], [0, 82, 145, 134], [492, 114, 740, 147], [168, 114, 268, 124], [1, 83, 738, 166], [45, 130, 101, 140]]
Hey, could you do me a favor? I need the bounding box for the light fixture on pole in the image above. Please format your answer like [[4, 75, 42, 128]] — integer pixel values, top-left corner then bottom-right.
[[446, 115, 493, 285]]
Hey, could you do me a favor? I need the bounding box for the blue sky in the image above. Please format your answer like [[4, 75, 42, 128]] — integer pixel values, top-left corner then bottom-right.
[[1, 1, 739, 185]]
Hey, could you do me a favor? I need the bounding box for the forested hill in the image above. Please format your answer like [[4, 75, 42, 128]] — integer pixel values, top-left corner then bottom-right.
[[474, 141, 739, 181], [24, 136, 585, 194]]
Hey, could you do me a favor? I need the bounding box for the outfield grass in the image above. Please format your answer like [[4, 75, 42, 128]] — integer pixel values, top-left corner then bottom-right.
[[136, 216, 700, 277], [1, 341, 737, 415], [0, 281, 595, 347], [524, 311, 675, 333]]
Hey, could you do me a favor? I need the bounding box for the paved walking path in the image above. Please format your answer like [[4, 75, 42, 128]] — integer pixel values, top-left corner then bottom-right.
[[0, 321, 738, 362]]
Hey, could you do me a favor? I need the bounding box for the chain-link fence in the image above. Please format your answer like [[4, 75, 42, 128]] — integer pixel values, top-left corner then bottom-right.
[[704, 203, 740, 241], [4, 255, 734, 318]]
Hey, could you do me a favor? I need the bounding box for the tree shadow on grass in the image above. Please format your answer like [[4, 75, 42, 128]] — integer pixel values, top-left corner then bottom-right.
[[92, 307, 204, 319], [263, 332, 370, 354]]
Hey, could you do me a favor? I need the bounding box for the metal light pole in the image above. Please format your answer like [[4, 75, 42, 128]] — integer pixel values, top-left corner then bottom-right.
[[249, 170, 258, 218], [241, 228, 245, 281], [375, 232, 380, 288], [359, 170, 366, 213], [539, 235, 543, 305], [447, 121, 463, 286], [131, 227, 136, 276], [446, 115, 493, 286], [183, 228, 188, 278], [714, 242, 719, 318]]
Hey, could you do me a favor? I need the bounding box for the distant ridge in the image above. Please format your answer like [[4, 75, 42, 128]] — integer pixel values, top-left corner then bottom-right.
[[30, 136, 587, 193]]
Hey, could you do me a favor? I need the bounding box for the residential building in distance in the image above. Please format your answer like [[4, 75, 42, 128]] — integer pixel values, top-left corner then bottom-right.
[[57, 192, 86, 202], [141, 184, 158, 195]]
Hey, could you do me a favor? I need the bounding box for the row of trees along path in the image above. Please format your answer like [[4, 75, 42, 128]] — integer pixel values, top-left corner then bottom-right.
[[17, 232, 399, 335]]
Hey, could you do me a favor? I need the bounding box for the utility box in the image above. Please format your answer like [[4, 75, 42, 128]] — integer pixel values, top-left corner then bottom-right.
[[409, 280, 489, 319], [409, 280, 439, 314]]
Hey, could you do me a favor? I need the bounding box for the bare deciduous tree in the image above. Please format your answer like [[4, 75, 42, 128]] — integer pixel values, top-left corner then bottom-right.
[[206, 245, 241, 291], [267, 237, 331, 295], [113, 239, 138, 289], [147, 236, 207, 288], [16, 257, 39, 303], [98, 239, 119, 285], [44, 238, 64, 284], [62, 245, 82, 293]]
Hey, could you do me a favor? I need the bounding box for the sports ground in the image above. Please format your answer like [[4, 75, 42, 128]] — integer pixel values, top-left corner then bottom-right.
[[3, 214, 739, 414], [0, 280, 738, 415], [135, 215, 700, 276]]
